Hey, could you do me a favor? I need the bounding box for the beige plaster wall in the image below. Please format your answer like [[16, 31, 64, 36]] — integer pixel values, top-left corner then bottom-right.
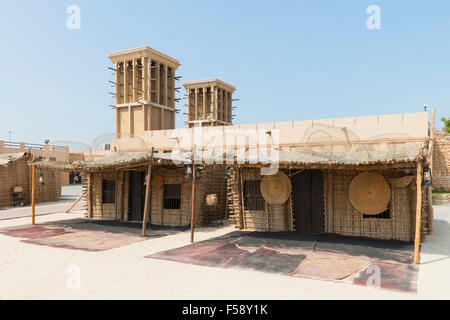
[[111, 112, 429, 155]]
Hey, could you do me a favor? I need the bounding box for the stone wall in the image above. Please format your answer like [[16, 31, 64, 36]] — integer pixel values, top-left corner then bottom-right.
[[432, 130, 450, 191], [432, 193, 450, 205]]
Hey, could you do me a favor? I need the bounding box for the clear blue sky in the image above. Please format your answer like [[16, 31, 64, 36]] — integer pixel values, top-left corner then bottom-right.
[[0, 1, 449, 150]]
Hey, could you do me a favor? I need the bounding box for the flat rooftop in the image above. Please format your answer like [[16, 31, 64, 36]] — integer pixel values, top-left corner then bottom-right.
[[108, 46, 180, 68]]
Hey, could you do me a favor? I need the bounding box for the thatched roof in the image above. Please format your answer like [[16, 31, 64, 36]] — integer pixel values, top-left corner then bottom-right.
[[0, 152, 27, 168], [194, 142, 425, 167], [33, 140, 425, 172], [34, 152, 153, 172], [275, 143, 425, 166]]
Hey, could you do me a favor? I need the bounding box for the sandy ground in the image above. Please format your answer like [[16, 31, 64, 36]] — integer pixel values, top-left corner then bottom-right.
[[0, 206, 449, 300]]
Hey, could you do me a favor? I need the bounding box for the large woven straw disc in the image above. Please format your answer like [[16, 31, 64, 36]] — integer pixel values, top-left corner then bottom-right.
[[260, 171, 292, 205], [151, 174, 163, 188], [349, 172, 391, 215]]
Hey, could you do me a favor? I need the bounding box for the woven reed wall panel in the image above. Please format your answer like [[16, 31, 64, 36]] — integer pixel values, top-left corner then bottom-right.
[[324, 169, 427, 241], [85, 168, 197, 225], [89, 172, 118, 221], [34, 168, 61, 204], [0, 158, 29, 207], [149, 168, 190, 226], [230, 168, 289, 232], [201, 166, 227, 218], [146, 167, 226, 227], [0, 157, 61, 208]]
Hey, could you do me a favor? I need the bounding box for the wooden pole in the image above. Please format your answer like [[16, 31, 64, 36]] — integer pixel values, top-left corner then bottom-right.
[[190, 158, 196, 243], [31, 164, 36, 225], [65, 191, 86, 213], [141, 148, 154, 237], [413, 161, 423, 265]]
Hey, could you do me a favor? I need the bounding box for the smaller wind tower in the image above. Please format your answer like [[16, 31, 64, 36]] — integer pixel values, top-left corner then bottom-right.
[[183, 79, 236, 128]]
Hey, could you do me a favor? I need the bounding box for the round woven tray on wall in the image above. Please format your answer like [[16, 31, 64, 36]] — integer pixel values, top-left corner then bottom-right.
[[260, 171, 292, 205], [349, 172, 391, 215], [151, 175, 163, 189]]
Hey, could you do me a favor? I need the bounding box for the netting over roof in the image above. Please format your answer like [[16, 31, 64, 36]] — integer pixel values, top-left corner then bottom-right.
[[0, 152, 27, 167], [33, 139, 425, 172]]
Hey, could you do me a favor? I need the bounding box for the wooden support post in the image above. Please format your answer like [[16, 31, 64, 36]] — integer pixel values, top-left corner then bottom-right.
[[190, 157, 197, 243], [414, 161, 423, 265], [31, 164, 36, 225], [141, 148, 154, 237]]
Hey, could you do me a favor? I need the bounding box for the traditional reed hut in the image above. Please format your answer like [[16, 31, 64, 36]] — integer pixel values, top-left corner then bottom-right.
[[226, 146, 431, 242], [0, 152, 61, 208], [34, 152, 227, 227], [36, 111, 435, 246]]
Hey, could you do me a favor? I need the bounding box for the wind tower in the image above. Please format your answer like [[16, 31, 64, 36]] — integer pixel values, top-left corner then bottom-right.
[[183, 79, 236, 128], [108, 46, 181, 138]]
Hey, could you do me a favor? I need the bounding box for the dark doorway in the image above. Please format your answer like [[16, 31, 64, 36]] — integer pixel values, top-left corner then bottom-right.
[[128, 171, 146, 221], [292, 170, 324, 234], [69, 172, 82, 184]]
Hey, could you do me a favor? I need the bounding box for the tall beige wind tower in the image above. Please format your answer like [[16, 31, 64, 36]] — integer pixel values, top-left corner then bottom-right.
[[183, 79, 236, 128], [108, 46, 181, 138]]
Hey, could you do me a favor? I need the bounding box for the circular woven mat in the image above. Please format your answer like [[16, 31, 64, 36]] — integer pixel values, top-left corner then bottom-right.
[[151, 174, 163, 188], [260, 171, 292, 205], [349, 172, 391, 215]]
